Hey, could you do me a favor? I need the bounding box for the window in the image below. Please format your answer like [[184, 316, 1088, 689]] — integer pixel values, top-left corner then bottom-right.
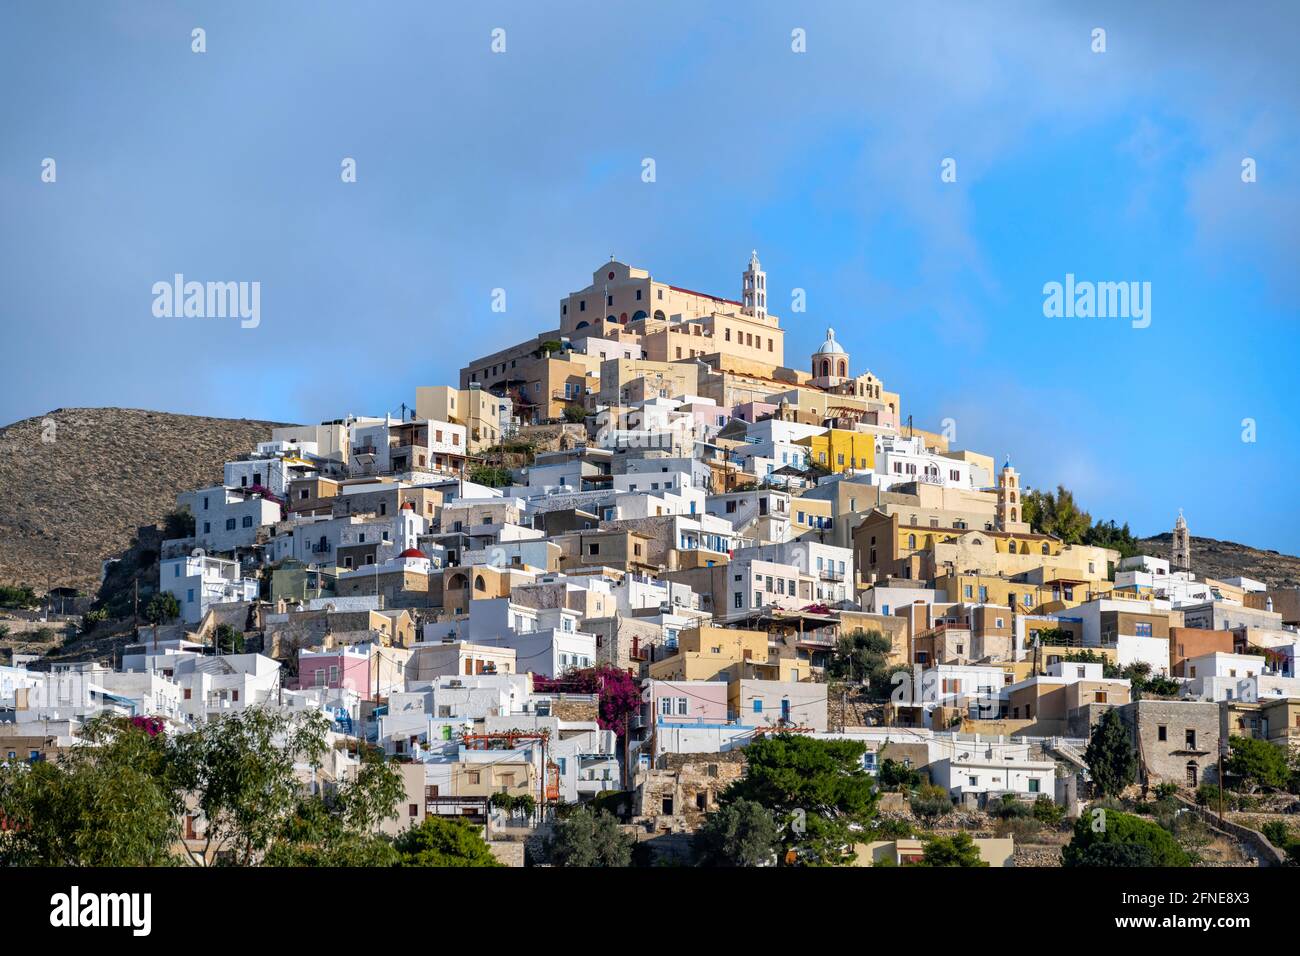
[[753, 699, 763, 713], [225, 518, 236, 531], [1185, 729, 1196, 749], [468, 771, 481, 785], [676, 697, 688, 716], [1028, 779, 1040, 793], [1135, 622, 1152, 637], [1157, 725, 1167, 741]]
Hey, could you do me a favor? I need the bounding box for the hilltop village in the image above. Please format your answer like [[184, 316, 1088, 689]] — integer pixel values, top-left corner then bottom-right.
[[4, 254, 1299, 867]]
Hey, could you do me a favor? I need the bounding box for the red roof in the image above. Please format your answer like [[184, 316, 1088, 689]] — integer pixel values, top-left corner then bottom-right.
[[398, 548, 425, 559]]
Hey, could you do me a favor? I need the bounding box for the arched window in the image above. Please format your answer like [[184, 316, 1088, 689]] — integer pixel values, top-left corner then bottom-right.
[[838, 359, 846, 377], [653, 310, 666, 321], [575, 320, 588, 330], [474, 575, 487, 592], [632, 310, 647, 322], [606, 315, 618, 325], [821, 359, 830, 377], [908, 534, 916, 549], [1010, 508, 1017, 523], [1007, 539, 1015, 553], [1041, 543, 1050, 555], [1186, 761, 1199, 786]]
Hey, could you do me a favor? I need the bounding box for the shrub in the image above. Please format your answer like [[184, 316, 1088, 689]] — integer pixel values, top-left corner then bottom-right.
[[1062, 808, 1192, 867], [1260, 820, 1292, 851], [910, 785, 954, 822], [872, 816, 915, 838], [1196, 784, 1234, 810], [993, 817, 1043, 841], [988, 794, 1032, 820], [1032, 795, 1064, 826]]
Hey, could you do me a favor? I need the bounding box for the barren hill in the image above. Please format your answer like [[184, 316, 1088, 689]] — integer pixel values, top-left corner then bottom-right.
[[0, 407, 291, 593], [1136, 533, 1300, 590]]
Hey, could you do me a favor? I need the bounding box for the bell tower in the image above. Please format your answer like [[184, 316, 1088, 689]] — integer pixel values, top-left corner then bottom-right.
[[742, 250, 766, 319], [1171, 510, 1191, 572], [997, 458, 1029, 533]]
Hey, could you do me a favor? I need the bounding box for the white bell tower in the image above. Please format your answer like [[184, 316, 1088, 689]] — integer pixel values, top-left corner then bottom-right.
[[742, 249, 766, 319]]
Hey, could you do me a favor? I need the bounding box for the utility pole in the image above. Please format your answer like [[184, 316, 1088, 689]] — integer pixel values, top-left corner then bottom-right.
[[1217, 738, 1227, 826]]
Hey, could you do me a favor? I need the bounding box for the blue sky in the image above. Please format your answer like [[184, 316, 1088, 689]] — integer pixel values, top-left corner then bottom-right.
[[2, 1, 1297, 551]]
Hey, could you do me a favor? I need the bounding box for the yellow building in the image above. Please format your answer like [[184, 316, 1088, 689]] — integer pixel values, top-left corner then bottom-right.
[[648, 625, 804, 683], [415, 384, 508, 453], [796, 428, 876, 474]]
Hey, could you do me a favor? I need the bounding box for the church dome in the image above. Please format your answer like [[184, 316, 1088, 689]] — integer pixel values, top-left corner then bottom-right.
[[813, 328, 846, 356]]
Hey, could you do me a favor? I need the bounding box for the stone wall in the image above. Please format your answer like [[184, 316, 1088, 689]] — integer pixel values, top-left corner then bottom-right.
[[634, 750, 748, 827], [1119, 699, 1221, 787]]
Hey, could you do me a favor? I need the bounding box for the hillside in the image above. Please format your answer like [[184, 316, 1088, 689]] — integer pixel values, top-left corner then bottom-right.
[[1136, 533, 1300, 590], [0, 407, 291, 593]]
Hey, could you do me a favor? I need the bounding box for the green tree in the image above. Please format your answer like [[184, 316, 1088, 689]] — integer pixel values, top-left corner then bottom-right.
[[0, 716, 177, 866], [393, 816, 502, 867], [1062, 808, 1191, 867], [828, 630, 900, 701], [144, 591, 180, 625], [1032, 794, 1064, 825], [562, 404, 587, 424], [546, 807, 633, 867], [693, 798, 780, 866], [917, 832, 988, 867], [1022, 485, 1091, 544], [163, 510, 196, 539], [1083, 518, 1141, 560], [723, 734, 878, 865], [264, 793, 400, 867], [877, 757, 921, 792], [0, 585, 39, 609], [213, 623, 245, 655], [168, 708, 331, 866], [1084, 708, 1137, 798], [467, 464, 513, 487], [1225, 735, 1291, 792]]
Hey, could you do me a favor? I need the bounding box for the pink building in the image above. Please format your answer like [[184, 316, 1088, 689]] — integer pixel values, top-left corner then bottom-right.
[[291, 646, 371, 696], [645, 679, 728, 725], [731, 401, 777, 424]]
